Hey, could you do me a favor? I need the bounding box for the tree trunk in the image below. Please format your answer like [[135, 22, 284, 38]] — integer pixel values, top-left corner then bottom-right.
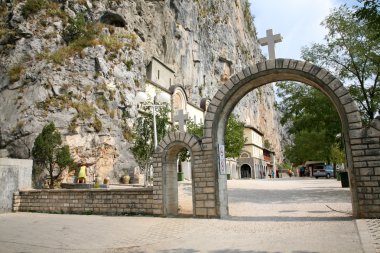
[[49, 163, 54, 189]]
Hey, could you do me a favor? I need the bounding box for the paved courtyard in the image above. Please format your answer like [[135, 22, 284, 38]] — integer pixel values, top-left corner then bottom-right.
[[0, 178, 377, 252]]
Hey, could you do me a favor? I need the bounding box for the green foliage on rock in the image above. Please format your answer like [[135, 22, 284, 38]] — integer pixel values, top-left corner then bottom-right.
[[32, 122, 75, 189], [63, 14, 90, 43], [8, 64, 24, 83], [301, 6, 380, 124], [22, 0, 49, 18], [93, 115, 102, 133]]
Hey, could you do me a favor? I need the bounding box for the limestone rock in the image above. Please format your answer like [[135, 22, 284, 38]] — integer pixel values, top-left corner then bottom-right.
[[0, 0, 285, 183]]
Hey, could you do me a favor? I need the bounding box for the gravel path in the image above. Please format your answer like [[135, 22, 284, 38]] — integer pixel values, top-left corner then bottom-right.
[[0, 178, 364, 253]]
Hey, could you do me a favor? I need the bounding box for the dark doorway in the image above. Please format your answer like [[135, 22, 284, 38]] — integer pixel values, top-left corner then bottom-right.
[[241, 164, 251, 179]]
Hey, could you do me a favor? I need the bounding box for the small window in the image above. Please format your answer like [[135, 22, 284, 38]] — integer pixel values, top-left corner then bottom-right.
[[158, 70, 160, 80]]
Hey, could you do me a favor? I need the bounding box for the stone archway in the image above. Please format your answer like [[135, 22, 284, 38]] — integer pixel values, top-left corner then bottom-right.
[[153, 59, 380, 219], [201, 59, 380, 219], [151, 131, 206, 217]]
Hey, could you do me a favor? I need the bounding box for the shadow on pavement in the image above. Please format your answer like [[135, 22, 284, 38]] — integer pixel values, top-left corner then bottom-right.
[[225, 215, 352, 222], [227, 188, 351, 204]]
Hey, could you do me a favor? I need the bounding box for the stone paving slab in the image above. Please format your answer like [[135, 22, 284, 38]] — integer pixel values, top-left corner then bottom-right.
[[0, 178, 369, 253]]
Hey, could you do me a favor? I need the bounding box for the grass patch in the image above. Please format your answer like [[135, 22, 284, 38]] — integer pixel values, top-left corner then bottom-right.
[[22, 0, 49, 18], [93, 115, 102, 132], [9, 64, 24, 83], [74, 102, 95, 120], [124, 59, 134, 71], [95, 95, 109, 112], [122, 123, 134, 142], [68, 116, 78, 134], [22, 0, 65, 20]]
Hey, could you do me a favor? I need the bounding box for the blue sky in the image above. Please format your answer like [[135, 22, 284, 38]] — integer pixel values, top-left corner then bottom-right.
[[250, 0, 358, 60]]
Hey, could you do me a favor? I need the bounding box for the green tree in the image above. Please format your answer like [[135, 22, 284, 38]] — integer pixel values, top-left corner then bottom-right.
[[180, 114, 245, 159], [32, 122, 75, 189], [284, 130, 332, 164], [355, 0, 380, 39], [131, 105, 172, 181], [276, 82, 342, 164], [301, 6, 380, 124], [225, 114, 246, 158], [177, 119, 203, 163]]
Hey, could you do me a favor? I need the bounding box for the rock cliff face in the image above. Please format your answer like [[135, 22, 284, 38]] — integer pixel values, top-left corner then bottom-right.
[[0, 0, 284, 183]]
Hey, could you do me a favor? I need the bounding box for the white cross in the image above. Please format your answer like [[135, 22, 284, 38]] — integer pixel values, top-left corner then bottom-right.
[[174, 109, 188, 132], [258, 29, 283, 60]]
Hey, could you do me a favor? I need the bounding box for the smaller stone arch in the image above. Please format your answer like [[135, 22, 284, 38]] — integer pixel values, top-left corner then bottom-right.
[[151, 131, 206, 217]]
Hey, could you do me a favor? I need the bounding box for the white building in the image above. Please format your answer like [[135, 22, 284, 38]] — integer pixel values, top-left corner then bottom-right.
[[234, 126, 268, 179], [142, 57, 209, 180]]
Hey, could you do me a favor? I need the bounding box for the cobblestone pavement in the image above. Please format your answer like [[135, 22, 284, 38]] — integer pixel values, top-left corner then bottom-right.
[[0, 178, 372, 253], [357, 219, 380, 253], [368, 219, 380, 253]]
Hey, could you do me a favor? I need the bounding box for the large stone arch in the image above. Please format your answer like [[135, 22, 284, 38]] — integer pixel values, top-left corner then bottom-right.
[[152, 131, 209, 217], [201, 59, 380, 219]]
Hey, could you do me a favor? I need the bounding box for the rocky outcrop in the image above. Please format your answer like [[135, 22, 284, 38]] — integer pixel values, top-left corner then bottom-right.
[[0, 0, 284, 184]]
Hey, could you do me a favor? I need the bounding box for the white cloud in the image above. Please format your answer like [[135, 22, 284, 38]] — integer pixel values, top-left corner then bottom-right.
[[250, 0, 348, 59]]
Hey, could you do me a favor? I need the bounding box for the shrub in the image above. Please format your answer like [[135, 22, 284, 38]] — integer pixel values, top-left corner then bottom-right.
[[74, 102, 95, 120], [95, 95, 109, 112], [9, 64, 24, 83], [93, 115, 102, 132], [32, 122, 75, 189], [22, 0, 49, 18], [63, 14, 89, 43], [68, 116, 78, 134], [124, 59, 134, 71]]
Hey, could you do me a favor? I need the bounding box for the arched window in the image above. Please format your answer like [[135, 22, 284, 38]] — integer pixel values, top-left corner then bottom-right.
[[172, 88, 187, 111], [240, 152, 250, 158]]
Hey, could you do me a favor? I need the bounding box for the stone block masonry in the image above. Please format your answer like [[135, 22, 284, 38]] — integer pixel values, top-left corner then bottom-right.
[[13, 188, 154, 215]]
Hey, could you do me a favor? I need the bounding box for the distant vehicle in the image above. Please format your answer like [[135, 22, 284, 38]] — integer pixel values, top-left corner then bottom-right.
[[314, 164, 334, 179]]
